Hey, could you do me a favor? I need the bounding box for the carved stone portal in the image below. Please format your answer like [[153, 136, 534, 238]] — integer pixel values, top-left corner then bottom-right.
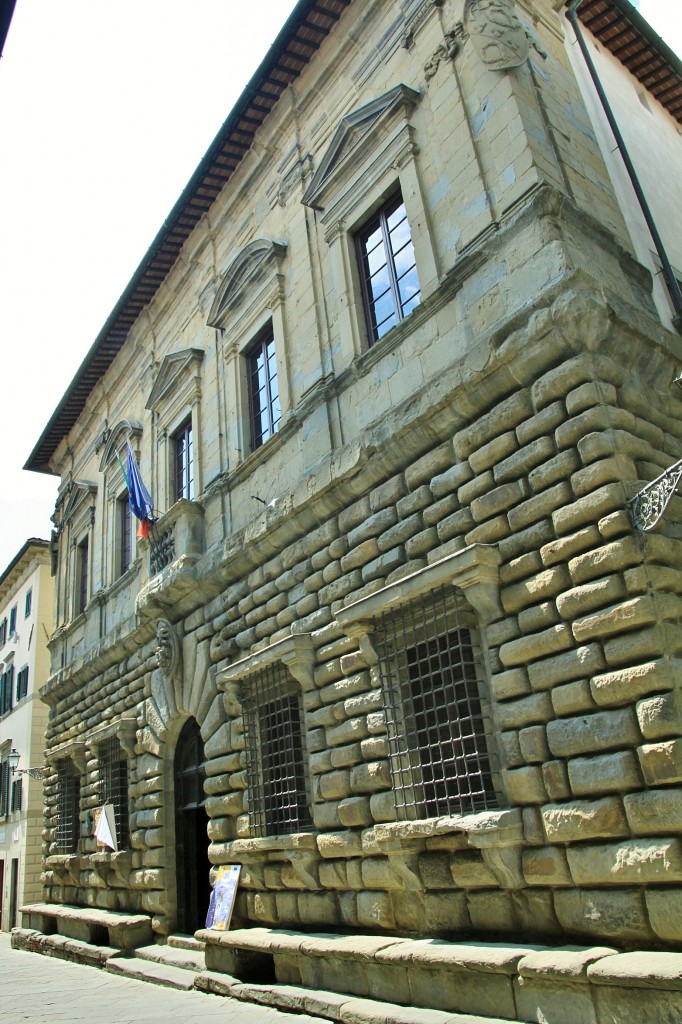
[[465, 0, 529, 70]]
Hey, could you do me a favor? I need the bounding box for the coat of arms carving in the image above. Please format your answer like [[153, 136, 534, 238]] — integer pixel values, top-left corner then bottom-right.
[[465, 0, 529, 70]]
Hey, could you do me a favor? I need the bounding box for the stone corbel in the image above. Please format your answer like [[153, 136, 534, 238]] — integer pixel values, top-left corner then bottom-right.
[[343, 624, 378, 668], [86, 716, 138, 759], [45, 739, 87, 775], [217, 633, 315, 693]]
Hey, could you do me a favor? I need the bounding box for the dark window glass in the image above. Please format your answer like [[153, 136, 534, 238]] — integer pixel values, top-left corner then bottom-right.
[[16, 666, 28, 701], [24, 589, 32, 618], [2, 666, 13, 715], [76, 537, 89, 615], [0, 619, 6, 646], [11, 778, 22, 813], [0, 760, 9, 818], [119, 493, 132, 576], [9, 606, 17, 635], [356, 192, 420, 345], [247, 332, 281, 450], [174, 420, 194, 501], [99, 737, 129, 848]]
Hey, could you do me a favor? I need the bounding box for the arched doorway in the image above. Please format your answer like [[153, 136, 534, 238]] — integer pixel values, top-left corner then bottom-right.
[[174, 717, 210, 934]]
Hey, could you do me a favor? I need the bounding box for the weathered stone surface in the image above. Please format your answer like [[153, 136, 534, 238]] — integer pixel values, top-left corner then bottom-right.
[[542, 797, 629, 843], [522, 846, 572, 887], [499, 624, 573, 668], [646, 890, 682, 943], [546, 707, 640, 758], [624, 787, 682, 835], [567, 838, 682, 885], [528, 644, 604, 692], [638, 738, 682, 786], [554, 889, 651, 943], [567, 750, 642, 796]]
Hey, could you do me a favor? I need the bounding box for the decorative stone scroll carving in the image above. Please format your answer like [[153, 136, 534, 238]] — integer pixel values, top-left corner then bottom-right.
[[156, 617, 181, 681], [464, 0, 529, 70], [424, 30, 460, 79]]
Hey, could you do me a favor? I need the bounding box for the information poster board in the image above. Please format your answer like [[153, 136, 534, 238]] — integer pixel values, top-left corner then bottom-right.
[[205, 864, 241, 931]]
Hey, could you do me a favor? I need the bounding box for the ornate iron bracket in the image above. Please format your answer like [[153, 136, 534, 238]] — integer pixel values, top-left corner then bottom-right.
[[628, 457, 682, 531]]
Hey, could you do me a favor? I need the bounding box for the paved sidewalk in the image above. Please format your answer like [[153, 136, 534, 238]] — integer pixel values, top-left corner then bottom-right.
[[1, 933, 326, 1024]]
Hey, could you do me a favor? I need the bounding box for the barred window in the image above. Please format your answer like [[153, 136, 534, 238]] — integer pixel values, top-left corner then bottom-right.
[[98, 738, 129, 848], [242, 664, 311, 837], [56, 759, 81, 853], [374, 586, 496, 820]]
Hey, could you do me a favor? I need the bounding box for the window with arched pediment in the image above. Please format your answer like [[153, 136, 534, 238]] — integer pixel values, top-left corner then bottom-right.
[[99, 420, 143, 584], [207, 238, 291, 464]]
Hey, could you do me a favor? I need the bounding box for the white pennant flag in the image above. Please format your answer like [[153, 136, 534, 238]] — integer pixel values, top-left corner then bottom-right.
[[95, 803, 118, 852]]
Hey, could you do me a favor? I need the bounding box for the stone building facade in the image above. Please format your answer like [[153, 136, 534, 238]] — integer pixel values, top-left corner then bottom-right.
[[25, 0, 682, 953], [0, 539, 53, 929]]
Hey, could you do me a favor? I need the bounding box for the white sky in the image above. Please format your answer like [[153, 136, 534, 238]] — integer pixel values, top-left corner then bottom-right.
[[0, 0, 680, 577]]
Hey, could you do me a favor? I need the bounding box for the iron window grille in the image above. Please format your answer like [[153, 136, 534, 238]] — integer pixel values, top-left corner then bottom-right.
[[98, 737, 130, 848], [56, 759, 81, 854], [356, 192, 420, 345], [174, 419, 194, 502], [242, 663, 312, 837], [373, 586, 497, 820], [118, 492, 132, 576], [247, 330, 281, 450]]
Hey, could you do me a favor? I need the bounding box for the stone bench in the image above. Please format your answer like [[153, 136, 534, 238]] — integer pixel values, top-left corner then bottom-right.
[[194, 927, 682, 1024], [20, 902, 153, 950]]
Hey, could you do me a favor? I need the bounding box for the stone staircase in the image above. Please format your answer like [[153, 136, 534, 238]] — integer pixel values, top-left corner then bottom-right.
[[106, 934, 206, 991]]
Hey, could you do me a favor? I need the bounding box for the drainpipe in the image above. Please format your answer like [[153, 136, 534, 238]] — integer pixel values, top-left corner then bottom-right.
[[566, 0, 682, 333]]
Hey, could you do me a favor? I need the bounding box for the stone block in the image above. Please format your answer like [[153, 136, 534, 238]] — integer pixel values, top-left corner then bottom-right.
[[498, 692, 553, 730], [552, 483, 626, 536], [556, 575, 626, 621], [572, 595, 657, 644], [568, 838, 682, 886], [498, 518, 555, 562], [348, 507, 399, 549], [646, 890, 682, 943], [450, 850, 498, 888], [338, 796, 373, 827], [503, 765, 547, 804], [422, 494, 457, 528], [458, 469, 494, 507], [554, 889, 651, 944], [340, 539, 380, 572], [494, 435, 555, 485], [638, 738, 682, 786], [469, 431, 518, 475], [522, 846, 572, 886], [318, 770, 352, 801], [405, 442, 453, 491], [540, 525, 601, 568], [502, 565, 570, 614], [454, 389, 531, 458], [624, 787, 682, 836], [568, 536, 641, 585], [637, 691, 682, 741], [567, 750, 642, 796], [370, 473, 407, 512], [516, 401, 565, 446], [499, 623, 572, 668], [357, 889, 395, 930], [529, 645, 604, 692], [377, 513, 421, 552], [591, 658, 679, 708], [430, 461, 473, 498], [592, 986, 682, 1023], [499, 550, 542, 585], [508, 482, 572, 533], [370, 790, 396, 823], [436, 507, 475, 541], [542, 797, 629, 843], [350, 760, 391, 793], [396, 484, 432, 518], [542, 760, 571, 800], [546, 707, 640, 758], [519, 725, 550, 763], [491, 667, 531, 701]]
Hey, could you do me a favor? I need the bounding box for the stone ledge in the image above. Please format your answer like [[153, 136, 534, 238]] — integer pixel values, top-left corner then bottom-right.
[[587, 951, 682, 989], [20, 902, 153, 950]]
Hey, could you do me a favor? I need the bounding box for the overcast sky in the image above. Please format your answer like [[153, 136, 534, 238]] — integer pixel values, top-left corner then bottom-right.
[[0, 0, 680, 579]]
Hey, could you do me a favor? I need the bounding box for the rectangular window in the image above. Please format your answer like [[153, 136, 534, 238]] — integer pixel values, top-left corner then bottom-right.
[[16, 666, 29, 701], [242, 663, 311, 837], [56, 759, 81, 854], [247, 330, 281, 451], [0, 759, 9, 818], [373, 586, 496, 820], [76, 537, 89, 615], [0, 619, 6, 646], [1, 667, 13, 715], [10, 778, 22, 813], [98, 737, 129, 848], [9, 606, 17, 635], [118, 493, 132, 576], [173, 420, 194, 502], [356, 192, 420, 344], [24, 588, 32, 619]]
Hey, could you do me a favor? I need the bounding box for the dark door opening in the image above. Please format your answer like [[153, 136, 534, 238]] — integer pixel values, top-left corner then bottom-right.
[[9, 858, 18, 929], [174, 717, 210, 935]]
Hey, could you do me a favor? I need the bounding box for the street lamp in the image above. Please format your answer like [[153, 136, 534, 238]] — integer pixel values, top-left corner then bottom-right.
[[8, 748, 46, 781]]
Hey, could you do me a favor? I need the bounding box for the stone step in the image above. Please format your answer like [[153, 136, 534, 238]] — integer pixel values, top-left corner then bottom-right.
[[196, 972, 521, 1024], [167, 933, 205, 952], [106, 955, 197, 990], [12, 928, 120, 968], [133, 942, 205, 972]]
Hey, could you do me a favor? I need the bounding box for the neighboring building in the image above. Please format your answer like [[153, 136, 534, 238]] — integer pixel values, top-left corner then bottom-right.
[[21, 0, 682, 966], [0, 539, 52, 930]]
